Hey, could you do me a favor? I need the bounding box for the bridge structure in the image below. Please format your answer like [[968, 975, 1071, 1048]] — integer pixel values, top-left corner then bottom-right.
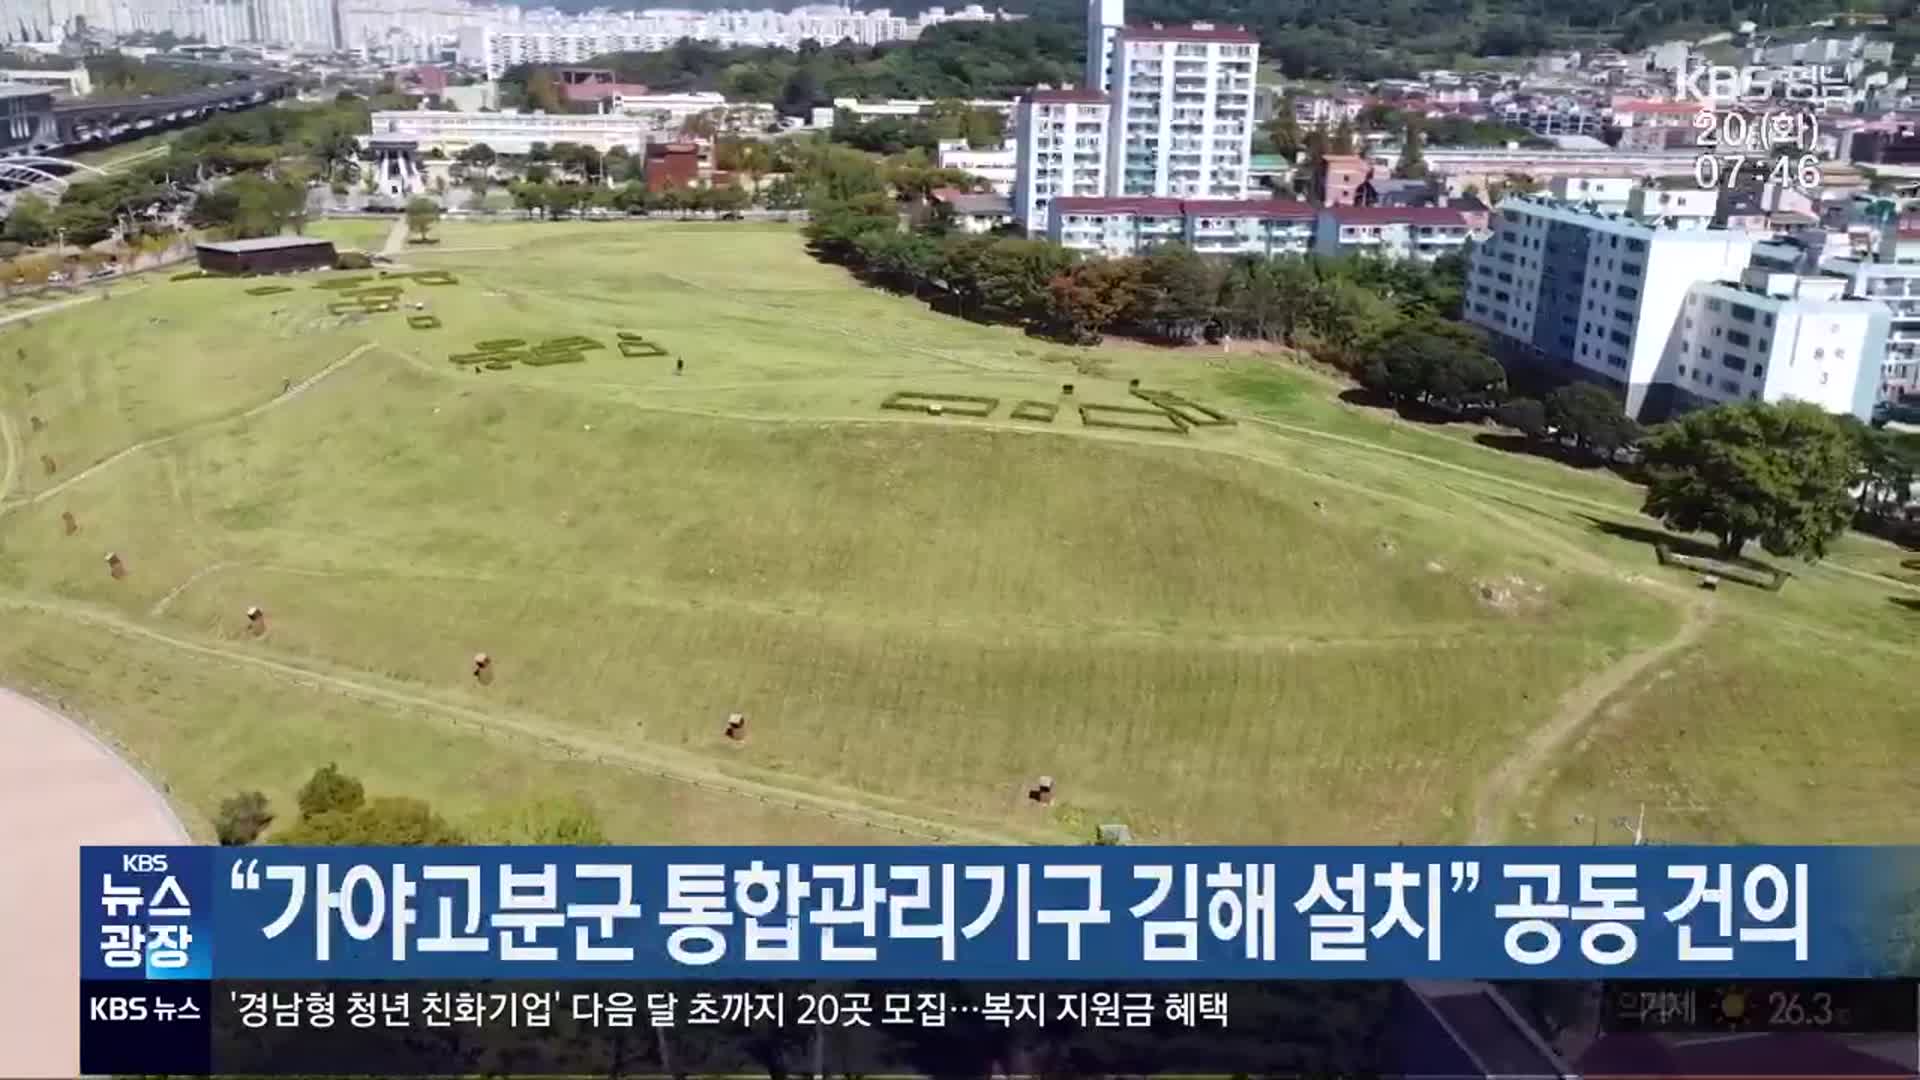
[[0, 154, 109, 197], [47, 68, 295, 151]]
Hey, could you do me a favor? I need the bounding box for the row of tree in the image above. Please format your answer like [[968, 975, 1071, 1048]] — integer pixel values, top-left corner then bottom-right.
[[215, 763, 610, 846]]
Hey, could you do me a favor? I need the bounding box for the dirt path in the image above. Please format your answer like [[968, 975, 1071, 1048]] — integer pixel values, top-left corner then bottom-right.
[[0, 408, 17, 504], [2, 343, 373, 517], [0, 595, 1038, 846], [1469, 599, 1714, 843], [381, 217, 410, 257], [0, 687, 188, 1080]]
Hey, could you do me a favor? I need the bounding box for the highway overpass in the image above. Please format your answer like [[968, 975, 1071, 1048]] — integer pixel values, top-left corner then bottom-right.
[[45, 67, 295, 151]]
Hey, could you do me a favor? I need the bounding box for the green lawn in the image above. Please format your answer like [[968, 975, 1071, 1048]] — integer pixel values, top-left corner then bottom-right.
[[305, 217, 395, 252], [0, 220, 1912, 844]]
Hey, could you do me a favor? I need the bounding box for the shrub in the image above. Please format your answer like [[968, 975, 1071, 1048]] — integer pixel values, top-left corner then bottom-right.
[[1131, 388, 1233, 427], [334, 252, 374, 270], [297, 763, 365, 818], [1078, 404, 1188, 433], [880, 391, 999, 418], [214, 791, 274, 845], [1011, 400, 1059, 422]]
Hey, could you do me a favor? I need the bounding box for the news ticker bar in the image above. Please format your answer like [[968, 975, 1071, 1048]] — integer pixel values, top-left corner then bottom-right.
[[82, 979, 1920, 1077]]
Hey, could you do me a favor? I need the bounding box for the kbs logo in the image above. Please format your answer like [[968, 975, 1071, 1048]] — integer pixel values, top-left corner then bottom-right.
[[1675, 62, 1851, 107], [122, 852, 170, 874], [90, 996, 149, 1021]]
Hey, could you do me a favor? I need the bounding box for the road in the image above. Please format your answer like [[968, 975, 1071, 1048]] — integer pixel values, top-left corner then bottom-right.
[[0, 688, 188, 1080]]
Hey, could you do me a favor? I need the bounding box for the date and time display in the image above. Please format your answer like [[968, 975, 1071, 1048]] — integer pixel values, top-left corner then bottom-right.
[[1603, 981, 1918, 1034], [1691, 108, 1829, 191]]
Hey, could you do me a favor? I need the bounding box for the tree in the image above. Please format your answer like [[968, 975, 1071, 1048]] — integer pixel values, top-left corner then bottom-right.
[[1640, 401, 1862, 560], [1393, 117, 1429, 179], [455, 143, 496, 170], [1331, 117, 1357, 155], [1851, 421, 1920, 521], [1131, 244, 1220, 343], [1265, 99, 1304, 158], [472, 795, 609, 844], [51, 201, 115, 247], [296, 763, 365, 819], [405, 197, 441, 241], [1046, 258, 1139, 344], [214, 791, 274, 846], [1546, 382, 1640, 460], [277, 796, 466, 846], [1496, 397, 1550, 440], [1357, 317, 1504, 412], [3, 194, 53, 246]]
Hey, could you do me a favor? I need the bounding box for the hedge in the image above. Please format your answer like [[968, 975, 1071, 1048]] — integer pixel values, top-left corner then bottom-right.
[[170, 270, 208, 281], [408, 315, 442, 330], [616, 331, 647, 341], [523, 351, 586, 367], [1078, 404, 1188, 434], [327, 301, 366, 315], [618, 340, 667, 358], [314, 276, 373, 291], [542, 335, 603, 351], [1131, 388, 1233, 427], [1010, 400, 1059, 423], [880, 391, 999, 418], [408, 270, 458, 286], [245, 285, 293, 296], [476, 338, 527, 351], [483, 360, 514, 370]]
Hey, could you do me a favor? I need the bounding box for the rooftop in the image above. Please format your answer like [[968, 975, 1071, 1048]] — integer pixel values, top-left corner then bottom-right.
[[1182, 198, 1317, 219], [0, 83, 52, 100], [1116, 22, 1259, 44], [1052, 196, 1185, 216], [196, 235, 336, 254], [1024, 87, 1107, 105], [1326, 205, 1470, 226]]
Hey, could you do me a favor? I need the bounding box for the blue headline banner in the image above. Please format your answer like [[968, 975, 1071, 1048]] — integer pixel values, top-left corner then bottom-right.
[[81, 846, 1920, 981]]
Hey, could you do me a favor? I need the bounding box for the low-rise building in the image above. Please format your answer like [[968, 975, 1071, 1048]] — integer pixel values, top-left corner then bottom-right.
[[930, 188, 1014, 233], [937, 139, 1017, 194], [1312, 205, 1471, 263], [367, 108, 649, 155], [643, 141, 704, 190], [196, 236, 339, 275], [1317, 153, 1371, 207], [1045, 196, 1316, 257], [1652, 269, 1889, 421]]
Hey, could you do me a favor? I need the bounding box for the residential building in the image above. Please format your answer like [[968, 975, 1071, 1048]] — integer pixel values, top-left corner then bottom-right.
[[1312, 205, 1471, 263], [930, 187, 1014, 233], [1048, 195, 1315, 257], [1085, 0, 1123, 94], [1464, 196, 1757, 418], [252, 0, 341, 50], [1653, 269, 1888, 421], [1627, 186, 1718, 226], [1547, 176, 1633, 210], [937, 139, 1017, 194], [1317, 153, 1371, 207], [1104, 22, 1258, 199], [1414, 146, 1701, 185], [643, 142, 704, 191], [366, 108, 648, 155], [1012, 86, 1110, 235], [1831, 259, 1920, 401]]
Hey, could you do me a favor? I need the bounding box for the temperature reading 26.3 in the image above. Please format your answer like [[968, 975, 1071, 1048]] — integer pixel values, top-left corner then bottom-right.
[[1768, 990, 1835, 1027]]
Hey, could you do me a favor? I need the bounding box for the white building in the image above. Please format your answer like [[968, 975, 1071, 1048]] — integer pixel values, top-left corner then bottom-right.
[[1627, 186, 1718, 227], [1085, 0, 1123, 94], [1012, 86, 1110, 236], [366, 108, 648, 155], [1465, 196, 1758, 419], [1047, 196, 1315, 257], [1831, 259, 1920, 401], [0, 67, 91, 96], [605, 91, 773, 133], [937, 139, 1016, 193], [1547, 176, 1634, 210], [1313, 206, 1472, 264], [1655, 269, 1889, 420], [253, 0, 340, 50], [1104, 22, 1258, 199]]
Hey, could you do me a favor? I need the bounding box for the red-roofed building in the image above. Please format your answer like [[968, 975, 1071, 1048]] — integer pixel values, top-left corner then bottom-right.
[[644, 142, 706, 191], [1610, 97, 1709, 129], [1047, 196, 1316, 256], [1314, 204, 1471, 262]]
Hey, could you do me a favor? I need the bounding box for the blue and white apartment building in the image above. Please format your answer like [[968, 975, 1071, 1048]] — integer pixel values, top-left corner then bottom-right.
[[1464, 196, 1892, 421]]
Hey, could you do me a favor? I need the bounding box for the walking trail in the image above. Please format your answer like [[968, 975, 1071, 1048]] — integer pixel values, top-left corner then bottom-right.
[[1, 343, 373, 517], [1469, 598, 1714, 843], [381, 216, 410, 257], [0, 688, 188, 1080]]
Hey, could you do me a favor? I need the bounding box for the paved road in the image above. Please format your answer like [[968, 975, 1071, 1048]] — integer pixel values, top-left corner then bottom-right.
[[0, 688, 188, 1079]]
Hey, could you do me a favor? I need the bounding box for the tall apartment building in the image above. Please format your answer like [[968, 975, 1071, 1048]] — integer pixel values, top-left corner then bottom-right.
[[253, 0, 339, 50], [1836, 261, 1920, 400], [1465, 196, 1756, 419], [1654, 269, 1888, 421], [1084, 0, 1122, 93], [1011, 87, 1110, 236], [1104, 23, 1257, 199]]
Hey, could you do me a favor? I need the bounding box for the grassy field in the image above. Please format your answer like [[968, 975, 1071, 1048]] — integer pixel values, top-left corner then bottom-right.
[[0, 219, 1913, 844], [304, 217, 396, 252]]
